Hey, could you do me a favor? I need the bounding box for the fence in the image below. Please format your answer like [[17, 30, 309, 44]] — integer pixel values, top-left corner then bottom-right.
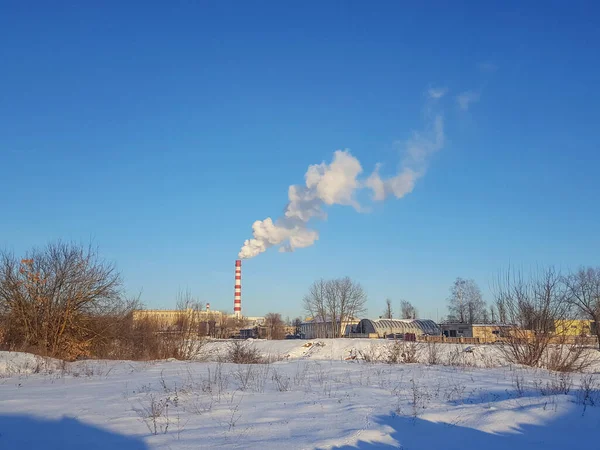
[[418, 335, 599, 346], [418, 335, 482, 345], [346, 332, 598, 347]]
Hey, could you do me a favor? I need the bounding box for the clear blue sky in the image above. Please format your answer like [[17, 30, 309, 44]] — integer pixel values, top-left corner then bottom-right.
[[2, 1, 599, 320]]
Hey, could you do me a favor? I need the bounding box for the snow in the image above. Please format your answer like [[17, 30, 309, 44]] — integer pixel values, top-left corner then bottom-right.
[[1, 340, 599, 449]]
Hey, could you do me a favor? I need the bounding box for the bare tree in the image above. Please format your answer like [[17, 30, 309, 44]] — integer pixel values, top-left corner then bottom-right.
[[447, 278, 486, 324], [173, 289, 206, 359], [400, 300, 418, 319], [564, 267, 600, 349], [216, 313, 247, 339], [264, 313, 285, 340], [489, 305, 497, 323], [493, 267, 590, 370], [303, 279, 327, 322], [292, 317, 302, 336], [303, 277, 367, 338], [0, 242, 124, 360], [383, 299, 393, 319]]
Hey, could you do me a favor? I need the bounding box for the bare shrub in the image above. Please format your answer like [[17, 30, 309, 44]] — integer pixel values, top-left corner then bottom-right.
[[134, 394, 171, 435], [224, 341, 264, 364], [271, 369, 291, 391], [172, 290, 207, 360], [444, 347, 473, 367], [0, 242, 125, 360], [493, 267, 585, 370], [577, 374, 599, 412], [233, 365, 256, 391], [386, 341, 421, 364], [358, 343, 385, 363], [0, 242, 208, 362], [426, 341, 441, 365], [539, 372, 573, 396], [409, 378, 430, 419], [512, 372, 526, 397], [542, 341, 594, 373]]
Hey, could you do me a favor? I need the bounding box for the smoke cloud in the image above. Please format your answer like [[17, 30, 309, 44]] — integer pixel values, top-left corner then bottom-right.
[[238, 114, 445, 259]]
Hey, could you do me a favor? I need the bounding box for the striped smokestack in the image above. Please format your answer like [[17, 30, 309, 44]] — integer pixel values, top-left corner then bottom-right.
[[234, 260, 242, 318]]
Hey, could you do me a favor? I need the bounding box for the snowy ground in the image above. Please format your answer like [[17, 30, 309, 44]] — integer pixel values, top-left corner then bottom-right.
[[1, 339, 599, 449]]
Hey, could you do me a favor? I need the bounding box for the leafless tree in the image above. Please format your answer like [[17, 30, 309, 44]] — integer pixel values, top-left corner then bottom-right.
[[447, 278, 486, 323], [216, 314, 247, 339], [400, 300, 418, 319], [292, 317, 302, 336], [264, 313, 285, 340], [173, 289, 206, 359], [489, 305, 497, 323], [493, 267, 590, 370], [302, 279, 327, 322], [0, 242, 125, 360], [303, 277, 367, 338], [564, 267, 600, 349], [383, 299, 393, 319]]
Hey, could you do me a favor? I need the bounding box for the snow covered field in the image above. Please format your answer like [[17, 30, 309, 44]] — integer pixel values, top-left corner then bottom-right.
[[1, 339, 599, 449]]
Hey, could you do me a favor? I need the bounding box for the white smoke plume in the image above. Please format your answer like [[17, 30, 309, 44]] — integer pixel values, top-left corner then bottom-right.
[[366, 115, 444, 201], [238, 115, 445, 259]]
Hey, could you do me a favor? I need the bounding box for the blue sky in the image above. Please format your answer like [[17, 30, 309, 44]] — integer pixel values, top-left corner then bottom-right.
[[2, 1, 599, 320]]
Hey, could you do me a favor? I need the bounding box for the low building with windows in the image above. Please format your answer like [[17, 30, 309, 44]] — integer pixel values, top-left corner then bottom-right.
[[440, 323, 511, 342], [132, 308, 225, 327]]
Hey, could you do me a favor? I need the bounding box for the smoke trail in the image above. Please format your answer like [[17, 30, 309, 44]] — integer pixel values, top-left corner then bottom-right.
[[238, 114, 445, 259]]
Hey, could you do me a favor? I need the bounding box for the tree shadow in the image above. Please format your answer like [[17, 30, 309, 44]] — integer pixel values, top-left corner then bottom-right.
[[0, 414, 148, 450], [331, 405, 599, 450]]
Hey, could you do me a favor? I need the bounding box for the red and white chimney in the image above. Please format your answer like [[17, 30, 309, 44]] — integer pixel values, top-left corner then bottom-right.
[[206, 303, 210, 312], [234, 259, 242, 318]]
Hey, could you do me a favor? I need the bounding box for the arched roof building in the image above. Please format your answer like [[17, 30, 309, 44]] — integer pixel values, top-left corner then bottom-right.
[[356, 318, 441, 338]]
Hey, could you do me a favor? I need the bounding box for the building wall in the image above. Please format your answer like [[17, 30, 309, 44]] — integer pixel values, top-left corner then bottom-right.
[[471, 325, 509, 342], [554, 320, 596, 336], [132, 309, 225, 329], [440, 323, 473, 338], [441, 324, 512, 342], [300, 319, 358, 339]]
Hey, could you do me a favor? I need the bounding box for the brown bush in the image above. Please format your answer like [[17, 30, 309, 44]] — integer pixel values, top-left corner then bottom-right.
[[0, 242, 205, 361], [0, 242, 124, 360]]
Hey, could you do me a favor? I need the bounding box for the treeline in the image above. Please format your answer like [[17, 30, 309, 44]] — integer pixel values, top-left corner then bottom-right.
[[443, 270, 600, 348]]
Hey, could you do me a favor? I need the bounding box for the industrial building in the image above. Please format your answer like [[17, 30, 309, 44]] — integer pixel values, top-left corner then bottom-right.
[[300, 317, 360, 339], [440, 323, 511, 342], [553, 320, 597, 336], [353, 318, 441, 338], [131, 308, 224, 326]]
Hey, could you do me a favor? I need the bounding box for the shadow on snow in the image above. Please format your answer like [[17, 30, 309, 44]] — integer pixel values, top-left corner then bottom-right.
[[0, 414, 147, 450], [331, 403, 599, 450]]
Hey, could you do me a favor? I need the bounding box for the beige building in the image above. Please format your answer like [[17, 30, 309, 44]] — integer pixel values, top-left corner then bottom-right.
[[440, 323, 511, 342], [132, 308, 225, 327]]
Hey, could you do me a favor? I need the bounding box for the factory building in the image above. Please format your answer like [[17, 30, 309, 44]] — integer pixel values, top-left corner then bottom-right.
[[300, 317, 360, 339], [131, 308, 224, 327], [440, 323, 511, 342]]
